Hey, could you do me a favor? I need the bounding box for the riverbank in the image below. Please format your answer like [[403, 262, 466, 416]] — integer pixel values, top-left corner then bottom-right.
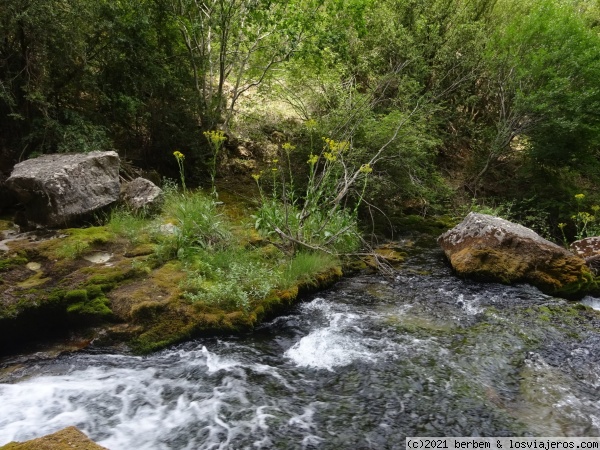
[[0, 185, 352, 356]]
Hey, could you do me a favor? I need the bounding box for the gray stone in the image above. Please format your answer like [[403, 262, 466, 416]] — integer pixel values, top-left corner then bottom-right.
[[6, 151, 120, 227], [438, 212, 591, 296], [120, 177, 164, 215]]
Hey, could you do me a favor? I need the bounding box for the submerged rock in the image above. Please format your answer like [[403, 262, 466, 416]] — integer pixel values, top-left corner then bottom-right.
[[0, 426, 107, 449], [6, 151, 120, 228], [438, 212, 594, 297]]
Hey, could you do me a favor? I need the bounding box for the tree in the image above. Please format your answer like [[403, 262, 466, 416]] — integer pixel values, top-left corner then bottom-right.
[[168, 0, 317, 131]]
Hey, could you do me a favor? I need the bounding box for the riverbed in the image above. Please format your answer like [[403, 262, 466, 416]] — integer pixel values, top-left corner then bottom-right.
[[1, 238, 599, 449]]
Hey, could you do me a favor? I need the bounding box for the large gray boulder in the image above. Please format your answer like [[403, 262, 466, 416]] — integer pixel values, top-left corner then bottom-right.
[[120, 177, 164, 215], [438, 212, 593, 297], [6, 151, 120, 227]]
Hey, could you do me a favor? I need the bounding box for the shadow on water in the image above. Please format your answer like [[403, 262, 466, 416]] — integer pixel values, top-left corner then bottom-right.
[[1, 236, 599, 449]]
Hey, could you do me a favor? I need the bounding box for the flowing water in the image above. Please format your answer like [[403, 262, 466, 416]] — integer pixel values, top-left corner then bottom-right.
[[1, 238, 600, 449]]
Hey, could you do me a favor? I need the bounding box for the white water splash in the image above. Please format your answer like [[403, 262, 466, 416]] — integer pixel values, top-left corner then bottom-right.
[[581, 296, 600, 311], [0, 347, 294, 450], [284, 298, 398, 371]]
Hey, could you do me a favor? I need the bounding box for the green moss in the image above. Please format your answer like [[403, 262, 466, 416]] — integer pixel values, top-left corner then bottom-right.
[[64, 289, 88, 302], [0, 256, 28, 272], [66, 296, 112, 317], [16, 271, 50, 289], [61, 287, 113, 317], [395, 214, 458, 235], [39, 226, 114, 260]]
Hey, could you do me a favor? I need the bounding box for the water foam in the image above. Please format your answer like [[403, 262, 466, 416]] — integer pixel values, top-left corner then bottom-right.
[[0, 346, 293, 450], [581, 296, 600, 310], [284, 298, 393, 370]]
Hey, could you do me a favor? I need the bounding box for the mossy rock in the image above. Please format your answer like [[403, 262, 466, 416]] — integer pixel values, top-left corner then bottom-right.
[[0, 256, 28, 272], [0, 426, 107, 450], [439, 213, 597, 298]]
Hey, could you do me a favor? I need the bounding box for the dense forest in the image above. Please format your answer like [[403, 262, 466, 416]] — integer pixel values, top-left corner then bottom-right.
[[2, 0, 600, 244]]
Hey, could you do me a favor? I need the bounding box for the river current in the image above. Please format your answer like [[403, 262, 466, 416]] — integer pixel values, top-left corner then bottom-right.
[[1, 239, 599, 449]]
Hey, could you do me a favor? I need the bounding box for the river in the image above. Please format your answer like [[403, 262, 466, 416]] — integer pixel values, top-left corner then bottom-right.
[[1, 238, 599, 449]]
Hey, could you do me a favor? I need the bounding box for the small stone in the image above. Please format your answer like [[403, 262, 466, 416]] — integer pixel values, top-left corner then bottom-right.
[[26, 262, 41, 271], [120, 177, 164, 215], [84, 252, 112, 264]]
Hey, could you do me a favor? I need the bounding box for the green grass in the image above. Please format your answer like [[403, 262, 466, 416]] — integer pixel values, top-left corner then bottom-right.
[[280, 251, 340, 288], [182, 247, 282, 311], [107, 208, 151, 245]]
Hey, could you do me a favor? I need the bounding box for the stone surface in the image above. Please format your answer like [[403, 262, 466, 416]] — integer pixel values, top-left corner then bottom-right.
[[438, 212, 592, 296], [570, 237, 600, 274], [0, 426, 107, 449], [570, 237, 600, 258], [6, 152, 120, 227], [120, 177, 163, 214]]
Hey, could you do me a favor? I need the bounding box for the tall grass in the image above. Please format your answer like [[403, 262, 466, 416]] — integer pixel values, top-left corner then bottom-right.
[[280, 251, 339, 288]]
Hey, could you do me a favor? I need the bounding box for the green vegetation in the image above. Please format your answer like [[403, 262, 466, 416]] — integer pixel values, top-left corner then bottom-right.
[[3, 0, 600, 355], [3, 0, 600, 244]]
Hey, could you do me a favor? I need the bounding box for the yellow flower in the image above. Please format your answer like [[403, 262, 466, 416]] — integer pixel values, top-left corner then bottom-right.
[[251, 173, 261, 182], [359, 163, 372, 174], [575, 193, 585, 201], [307, 154, 318, 165], [304, 119, 317, 131], [203, 130, 226, 146], [173, 150, 185, 160], [558, 222, 567, 229], [271, 167, 278, 172], [282, 142, 296, 153], [323, 137, 350, 154], [592, 205, 600, 213], [272, 159, 279, 164], [324, 151, 337, 162]]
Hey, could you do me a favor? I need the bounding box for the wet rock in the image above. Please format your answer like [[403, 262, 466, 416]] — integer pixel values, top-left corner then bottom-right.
[[0, 426, 107, 449], [438, 212, 593, 297], [120, 177, 163, 215], [6, 151, 120, 228]]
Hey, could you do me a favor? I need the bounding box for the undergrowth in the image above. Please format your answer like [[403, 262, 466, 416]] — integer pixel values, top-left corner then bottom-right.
[[105, 187, 340, 313]]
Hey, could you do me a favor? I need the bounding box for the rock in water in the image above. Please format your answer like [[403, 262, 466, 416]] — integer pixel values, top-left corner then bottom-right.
[[0, 426, 108, 449], [438, 212, 594, 297], [120, 177, 164, 215], [6, 151, 120, 227]]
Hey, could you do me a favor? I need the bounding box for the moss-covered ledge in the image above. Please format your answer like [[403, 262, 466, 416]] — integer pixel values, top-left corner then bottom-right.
[[115, 265, 344, 354], [0, 427, 107, 450]]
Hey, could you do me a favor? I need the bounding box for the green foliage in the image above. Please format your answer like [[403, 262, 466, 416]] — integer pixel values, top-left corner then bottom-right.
[[55, 241, 90, 260], [183, 249, 280, 311], [252, 134, 365, 254], [107, 209, 151, 245], [280, 251, 340, 288], [161, 191, 232, 257], [483, 0, 600, 194]]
